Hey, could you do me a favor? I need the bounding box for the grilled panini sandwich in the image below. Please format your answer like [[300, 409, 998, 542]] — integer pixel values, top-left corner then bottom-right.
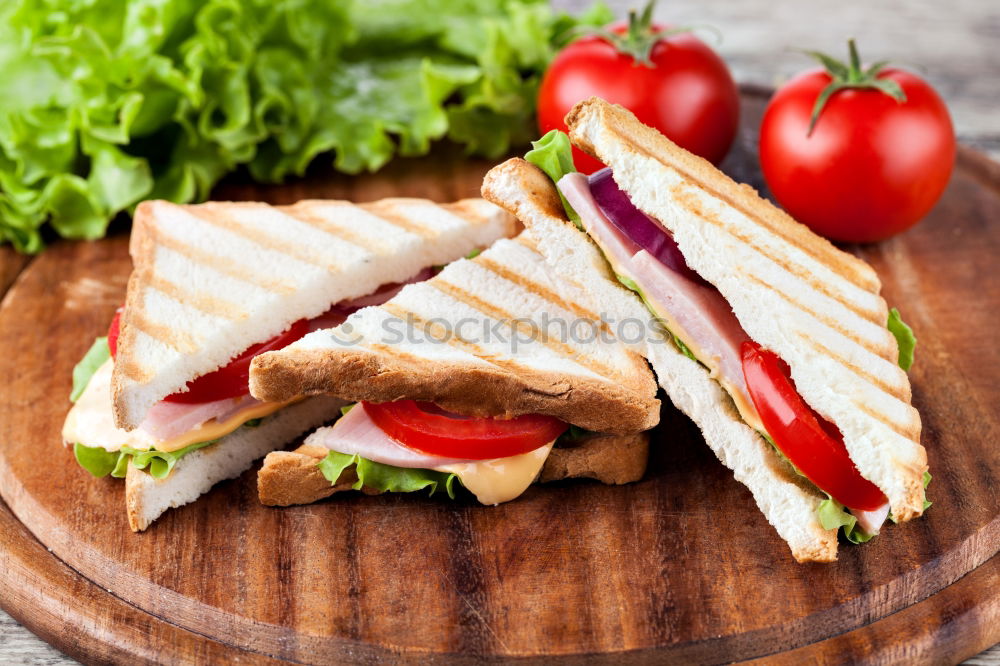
[[481, 98, 928, 562], [250, 231, 659, 506], [64, 197, 514, 530]]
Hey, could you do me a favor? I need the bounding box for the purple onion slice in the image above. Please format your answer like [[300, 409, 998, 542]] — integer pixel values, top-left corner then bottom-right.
[[588, 168, 707, 285]]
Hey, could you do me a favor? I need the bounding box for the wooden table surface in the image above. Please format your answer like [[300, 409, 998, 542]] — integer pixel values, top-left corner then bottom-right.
[[1, 0, 997, 663]]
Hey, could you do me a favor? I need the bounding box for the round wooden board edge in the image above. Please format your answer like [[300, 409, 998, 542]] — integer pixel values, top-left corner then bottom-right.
[[1, 487, 997, 665], [0, 498, 282, 665]]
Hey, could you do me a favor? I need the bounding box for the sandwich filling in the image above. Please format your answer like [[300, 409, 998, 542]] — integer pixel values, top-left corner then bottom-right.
[[526, 131, 928, 542], [305, 401, 572, 505], [65, 269, 437, 480]]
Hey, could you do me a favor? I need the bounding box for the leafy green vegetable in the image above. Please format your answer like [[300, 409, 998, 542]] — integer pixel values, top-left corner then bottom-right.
[[74, 442, 120, 478], [318, 450, 460, 498], [817, 494, 874, 544], [340, 403, 356, 417], [887, 307, 916, 371], [0, 0, 611, 252], [524, 129, 581, 224], [923, 470, 933, 511], [70, 337, 110, 402], [73, 439, 217, 479], [128, 440, 216, 478]]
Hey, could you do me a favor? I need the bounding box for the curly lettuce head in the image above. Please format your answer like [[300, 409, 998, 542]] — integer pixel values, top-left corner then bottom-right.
[[0, 0, 610, 252]]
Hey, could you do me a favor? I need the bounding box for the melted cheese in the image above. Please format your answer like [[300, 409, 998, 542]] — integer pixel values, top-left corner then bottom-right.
[[62, 359, 292, 453], [433, 442, 554, 505]]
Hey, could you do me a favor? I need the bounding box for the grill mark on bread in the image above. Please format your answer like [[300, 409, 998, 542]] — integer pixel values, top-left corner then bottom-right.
[[149, 227, 297, 294], [474, 256, 608, 330], [429, 278, 622, 381], [514, 233, 540, 252], [442, 201, 488, 225], [360, 202, 438, 239], [852, 399, 920, 441], [145, 273, 248, 321], [282, 203, 389, 256], [378, 303, 568, 377], [741, 272, 890, 360], [801, 335, 912, 408], [129, 310, 199, 355], [117, 357, 152, 383], [576, 101, 880, 292], [669, 185, 883, 323], [188, 203, 342, 271]]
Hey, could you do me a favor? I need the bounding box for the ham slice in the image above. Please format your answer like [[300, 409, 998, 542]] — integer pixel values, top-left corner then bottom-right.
[[139, 394, 260, 440], [304, 403, 472, 468], [629, 251, 754, 416], [853, 502, 891, 536], [559, 173, 760, 429]]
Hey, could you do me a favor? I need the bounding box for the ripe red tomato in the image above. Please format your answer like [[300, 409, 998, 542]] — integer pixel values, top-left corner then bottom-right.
[[363, 401, 568, 460], [760, 57, 955, 243], [538, 23, 739, 173]]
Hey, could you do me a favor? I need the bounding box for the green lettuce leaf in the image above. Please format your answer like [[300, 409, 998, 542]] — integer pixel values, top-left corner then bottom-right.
[[817, 495, 875, 544], [73, 439, 217, 479], [318, 450, 460, 498], [887, 308, 916, 371], [922, 470, 933, 511], [1, 0, 610, 252], [126, 440, 217, 479], [70, 337, 109, 402], [524, 129, 580, 224], [73, 441, 120, 478]]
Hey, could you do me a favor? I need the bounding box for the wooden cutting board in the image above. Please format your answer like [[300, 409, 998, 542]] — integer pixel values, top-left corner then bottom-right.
[[0, 89, 997, 665]]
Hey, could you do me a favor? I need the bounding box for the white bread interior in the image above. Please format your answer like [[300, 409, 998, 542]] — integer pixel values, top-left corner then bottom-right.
[[125, 395, 345, 531], [566, 98, 926, 522], [483, 158, 838, 562], [112, 198, 515, 430], [249, 232, 661, 435]]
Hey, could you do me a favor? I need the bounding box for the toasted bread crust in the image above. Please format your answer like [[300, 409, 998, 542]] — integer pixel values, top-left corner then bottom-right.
[[565, 97, 926, 521], [539, 432, 648, 485], [258, 445, 360, 506], [258, 433, 649, 507], [250, 347, 659, 434]]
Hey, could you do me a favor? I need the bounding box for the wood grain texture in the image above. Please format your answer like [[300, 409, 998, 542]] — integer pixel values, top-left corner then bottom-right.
[[0, 89, 997, 665]]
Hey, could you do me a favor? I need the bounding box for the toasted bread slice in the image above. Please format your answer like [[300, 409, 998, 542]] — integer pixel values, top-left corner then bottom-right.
[[250, 231, 660, 434], [112, 198, 515, 430], [483, 158, 838, 562], [565, 98, 926, 522], [258, 431, 649, 507], [125, 396, 346, 531]]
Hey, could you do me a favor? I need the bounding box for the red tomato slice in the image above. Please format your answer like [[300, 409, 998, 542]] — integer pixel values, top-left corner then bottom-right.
[[105, 269, 437, 406], [108, 305, 309, 403], [363, 400, 568, 460], [741, 341, 886, 511], [163, 318, 309, 403], [107, 306, 123, 357]]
